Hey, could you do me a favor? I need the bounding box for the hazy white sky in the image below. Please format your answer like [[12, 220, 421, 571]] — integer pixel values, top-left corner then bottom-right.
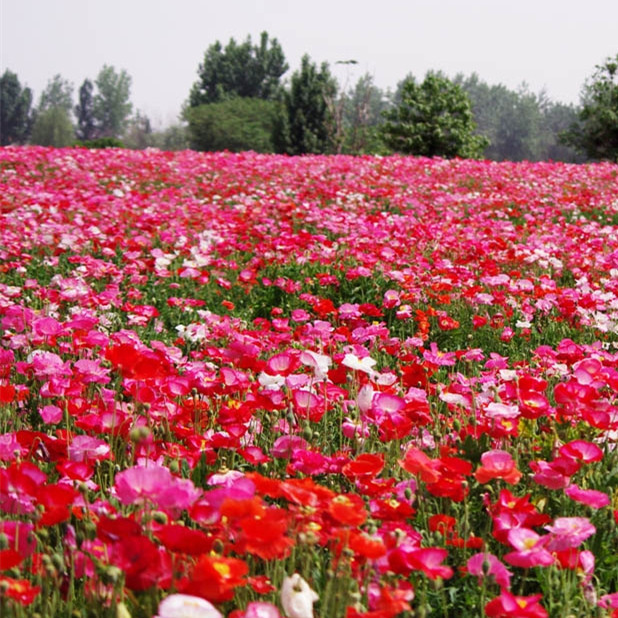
[[2, 0, 617, 126]]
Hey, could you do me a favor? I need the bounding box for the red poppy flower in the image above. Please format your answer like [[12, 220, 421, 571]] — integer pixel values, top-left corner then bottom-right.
[[0, 576, 40, 606], [237, 508, 294, 560], [328, 493, 367, 527], [154, 524, 215, 556], [181, 555, 248, 603], [342, 453, 384, 481]]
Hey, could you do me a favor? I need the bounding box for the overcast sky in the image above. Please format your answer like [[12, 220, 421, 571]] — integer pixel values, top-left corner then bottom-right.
[[2, 0, 617, 127]]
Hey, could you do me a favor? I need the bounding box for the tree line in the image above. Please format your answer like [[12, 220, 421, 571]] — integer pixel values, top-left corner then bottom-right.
[[2, 32, 617, 161]]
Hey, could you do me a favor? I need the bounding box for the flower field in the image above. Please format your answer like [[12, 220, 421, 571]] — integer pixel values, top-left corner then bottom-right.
[[1, 146, 618, 618]]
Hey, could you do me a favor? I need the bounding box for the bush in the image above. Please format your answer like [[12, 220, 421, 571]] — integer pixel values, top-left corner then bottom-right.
[[185, 98, 276, 152], [74, 137, 125, 149]]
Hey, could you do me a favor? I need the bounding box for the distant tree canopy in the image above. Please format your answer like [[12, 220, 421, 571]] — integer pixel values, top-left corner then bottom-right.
[[341, 73, 390, 154], [0, 69, 33, 145], [381, 72, 488, 158], [186, 98, 277, 152], [455, 73, 582, 162], [188, 32, 288, 107], [274, 54, 338, 155], [562, 54, 618, 162], [93, 65, 133, 139], [31, 74, 75, 147]]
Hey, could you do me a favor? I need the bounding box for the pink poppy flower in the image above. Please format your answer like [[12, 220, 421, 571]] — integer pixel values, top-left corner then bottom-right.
[[544, 517, 596, 551], [559, 439, 603, 463], [466, 553, 512, 589], [504, 528, 555, 568], [565, 484, 610, 508], [114, 463, 200, 510]]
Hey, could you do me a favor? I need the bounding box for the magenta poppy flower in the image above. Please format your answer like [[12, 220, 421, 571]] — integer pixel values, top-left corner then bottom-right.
[[114, 463, 200, 510], [467, 552, 512, 589], [565, 484, 610, 508]]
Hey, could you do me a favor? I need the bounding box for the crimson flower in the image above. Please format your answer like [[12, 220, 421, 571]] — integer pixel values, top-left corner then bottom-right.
[[180, 555, 248, 603], [485, 591, 548, 617]]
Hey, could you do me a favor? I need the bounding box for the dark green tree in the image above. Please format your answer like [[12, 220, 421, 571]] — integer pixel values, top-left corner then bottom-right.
[[30, 74, 75, 147], [186, 98, 277, 152], [188, 32, 288, 106], [381, 72, 488, 158], [0, 70, 33, 145], [274, 55, 337, 155], [562, 54, 618, 161], [75, 79, 96, 140], [93, 65, 133, 138]]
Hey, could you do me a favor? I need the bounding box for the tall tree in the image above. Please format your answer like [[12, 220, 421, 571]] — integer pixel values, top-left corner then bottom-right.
[[38, 74, 73, 112], [30, 74, 74, 147], [74, 79, 96, 140], [341, 73, 390, 154], [562, 54, 618, 161], [381, 72, 488, 158], [274, 55, 337, 155], [0, 70, 33, 145], [93, 65, 133, 138], [188, 32, 288, 107]]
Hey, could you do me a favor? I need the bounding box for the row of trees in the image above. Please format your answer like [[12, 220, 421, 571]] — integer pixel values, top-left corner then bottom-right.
[[184, 33, 618, 161], [2, 34, 617, 161], [1, 66, 186, 150]]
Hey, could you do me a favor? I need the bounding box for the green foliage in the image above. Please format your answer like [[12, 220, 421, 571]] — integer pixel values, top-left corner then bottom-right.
[[462, 75, 582, 162], [30, 74, 75, 147], [189, 31, 288, 107], [341, 73, 391, 154], [74, 136, 125, 148], [274, 54, 338, 155], [0, 69, 33, 145], [93, 65, 133, 138], [153, 123, 189, 151], [381, 72, 488, 158], [186, 97, 277, 152], [38, 74, 73, 113], [31, 107, 75, 147], [75, 79, 96, 141], [562, 54, 618, 161]]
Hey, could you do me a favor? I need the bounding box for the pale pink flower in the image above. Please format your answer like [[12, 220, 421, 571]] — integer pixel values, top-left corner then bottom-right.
[[544, 517, 596, 551], [0, 433, 26, 460], [68, 435, 110, 462], [155, 594, 222, 618], [244, 602, 282, 618], [114, 463, 200, 510]]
